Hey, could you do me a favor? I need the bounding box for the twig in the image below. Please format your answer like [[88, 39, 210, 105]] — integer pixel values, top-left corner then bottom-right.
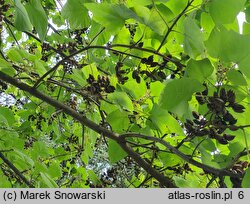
[[88, 27, 105, 45], [32, 45, 143, 88], [120, 132, 241, 178], [0, 152, 34, 187], [156, 0, 195, 52]]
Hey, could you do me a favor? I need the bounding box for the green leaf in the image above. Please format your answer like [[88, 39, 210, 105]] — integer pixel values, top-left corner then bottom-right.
[[183, 16, 205, 58], [158, 152, 182, 166], [14, 0, 32, 31], [242, 167, 250, 187], [84, 3, 139, 33], [87, 170, 101, 185], [40, 172, 58, 188], [131, 6, 166, 35], [14, 150, 34, 167], [48, 162, 62, 179], [108, 139, 127, 163], [70, 69, 87, 87], [150, 81, 165, 98], [206, 26, 250, 62], [82, 64, 99, 79], [120, 79, 147, 100], [127, 0, 152, 7], [61, 0, 91, 29], [200, 12, 215, 40], [159, 78, 203, 114], [238, 54, 250, 78], [25, 0, 48, 41], [0, 58, 13, 69], [245, 6, 250, 23], [31, 141, 49, 159], [0, 107, 15, 126], [173, 175, 199, 188], [228, 142, 244, 158], [34, 59, 47, 76], [149, 104, 184, 135], [107, 92, 134, 111], [7, 48, 24, 63], [166, 0, 189, 15], [0, 174, 12, 187], [209, 0, 246, 24], [106, 109, 130, 133], [186, 58, 214, 82], [113, 26, 131, 46], [227, 69, 247, 86]]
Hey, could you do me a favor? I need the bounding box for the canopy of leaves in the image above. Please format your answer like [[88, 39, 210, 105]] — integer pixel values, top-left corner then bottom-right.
[[0, 0, 250, 188]]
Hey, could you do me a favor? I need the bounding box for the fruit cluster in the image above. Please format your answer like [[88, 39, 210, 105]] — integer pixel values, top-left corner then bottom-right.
[[86, 74, 115, 96], [28, 113, 46, 131], [57, 42, 78, 54], [70, 28, 87, 45], [0, 0, 10, 20], [0, 0, 10, 32], [115, 62, 129, 84], [184, 87, 245, 145]]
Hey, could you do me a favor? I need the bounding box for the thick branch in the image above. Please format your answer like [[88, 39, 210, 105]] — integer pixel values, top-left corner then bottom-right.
[[0, 71, 176, 187], [120, 133, 242, 178], [0, 151, 34, 187]]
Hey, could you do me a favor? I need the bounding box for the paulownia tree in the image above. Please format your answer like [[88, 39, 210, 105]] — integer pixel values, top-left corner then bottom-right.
[[0, 0, 250, 187]]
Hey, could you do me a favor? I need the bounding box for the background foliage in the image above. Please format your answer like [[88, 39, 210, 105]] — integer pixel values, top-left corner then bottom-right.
[[1, 0, 250, 188]]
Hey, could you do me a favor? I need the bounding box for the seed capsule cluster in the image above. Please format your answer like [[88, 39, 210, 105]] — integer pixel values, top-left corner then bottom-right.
[[0, 0, 10, 22], [115, 62, 128, 84], [184, 87, 245, 145], [86, 74, 115, 96]]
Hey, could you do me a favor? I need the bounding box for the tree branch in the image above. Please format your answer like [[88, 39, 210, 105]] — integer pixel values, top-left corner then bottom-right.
[[120, 132, 242, 178], [0, 151, 34, 187], [0, 71, 176, 187], [32, 45, 143, 88], [156, 0, 195, 52]]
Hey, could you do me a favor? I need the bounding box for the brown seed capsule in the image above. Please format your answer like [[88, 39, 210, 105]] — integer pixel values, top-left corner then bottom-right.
[[147, 55, 154, 64], [192, 111, 200, 119], [218, 137, 229, 145], [227, 90, 236, 104], [242, 161, 249, 168], [158, 71, 166, 79], [223, 112, 237, 125], [223, 134, 235, 141], [231, 103, 245, 113], [135, 76, 141, 83], [229, 125, 239, 131], [141, 58, 147, 64], [220, 88, 227, 102], [132, 70, 138, 79], [105, 85, 115, 93], [150, 62, 159, 67], [138, 42, 144, 48], [196, 93, 206, 105]]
